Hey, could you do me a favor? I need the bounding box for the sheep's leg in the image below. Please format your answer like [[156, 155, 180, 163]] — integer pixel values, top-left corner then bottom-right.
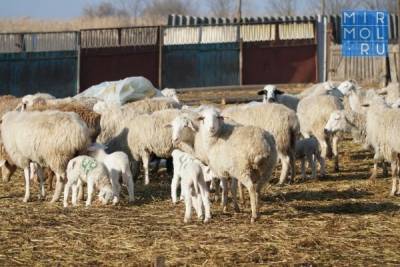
[[211, 178, 220, 202], [238, 181, 245, 205], [194, 194, 203, 220], [23, 167, 30, 203], [199, 180, 211, 223], [86, 178, 94, 207], [310, 155, 317, 179], [277, 153, 290, 185], [142, 153, 151, 185], [50, 173, 64, 203], [318, 140, 328, 178], [230, 178, 240, 213], [289, 149, 296, 182], [37, 166, 46, 200], [1, 162, 16, 182], [382, 161, 389, 177], [369, 153, 380, 180], [390, 161, 398, 196], [183, 188, 192, 223], [241, 176, 257, 223], [110, 170, 121, 205], [63, 181, 71, 208], [332, 134, 340, 172], [220, 178, 228, 212], [71, 180, 80, 206], [48, 171, 54, 191], [122, 170, 135, 203], [171, 173, 180, 204], [300, 157, 306, 180], [78, 184, 84, 201]]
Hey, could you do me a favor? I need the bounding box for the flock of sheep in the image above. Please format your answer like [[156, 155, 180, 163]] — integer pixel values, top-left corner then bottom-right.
[[0, 80, 399, 223]]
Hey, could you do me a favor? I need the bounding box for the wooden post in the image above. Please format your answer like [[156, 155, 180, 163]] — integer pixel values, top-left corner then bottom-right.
[[76, 32, 81, 94], [397, 0, 400, 82], [237, 0, 242, 85], [158, 26, 163, 89]]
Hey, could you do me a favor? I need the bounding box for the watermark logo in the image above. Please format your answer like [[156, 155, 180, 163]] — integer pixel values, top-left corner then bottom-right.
[[342, 11, 388, 57]]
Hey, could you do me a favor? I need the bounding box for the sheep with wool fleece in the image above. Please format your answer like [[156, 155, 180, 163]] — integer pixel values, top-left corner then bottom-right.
[[170, 107, 278, 223], [1, 110, 91, 203], [295, 137, 322, 180], [64, 155, 113, 207], [171, 149, 213, 223], [297, 94, 343, 176], [222, 102, 299, 185], [87, 143, 134, 204]]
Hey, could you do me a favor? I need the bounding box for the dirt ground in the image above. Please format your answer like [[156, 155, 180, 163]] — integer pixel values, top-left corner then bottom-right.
[[1, 88, 400, 266]]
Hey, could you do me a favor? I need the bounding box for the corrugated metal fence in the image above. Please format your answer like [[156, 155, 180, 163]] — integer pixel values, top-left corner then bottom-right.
[[0, 32, 78, 97], [79, 26, 160, 91]]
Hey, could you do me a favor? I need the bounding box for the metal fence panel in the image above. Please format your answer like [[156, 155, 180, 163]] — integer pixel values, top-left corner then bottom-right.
[[0, 51, 77, 97], [243, 41, 317, 84], [162, 42, 239, 88], [80, 46, 159, 91]]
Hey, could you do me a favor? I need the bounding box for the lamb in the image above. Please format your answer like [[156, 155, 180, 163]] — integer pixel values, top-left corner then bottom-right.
[[170, 107, 278, 223], [222, 103, 299, 185], [295, 137, 322, 179], [297, 94, 344, 176], [87, 143, 134, 204], [64, 155, 113, 207], [171, 149, 213, 223], [1, 110, 91, 202]]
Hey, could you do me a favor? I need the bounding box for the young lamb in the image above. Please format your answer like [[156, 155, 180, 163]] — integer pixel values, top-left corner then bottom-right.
[[295, 137, 322, 179], [171, 149, 213, 223], [87, 143, 134, 204], [222, 103, 299, 185], [64, 155, 113, 207], [170, 107, 278, 223], [1, 110, 91, 203]]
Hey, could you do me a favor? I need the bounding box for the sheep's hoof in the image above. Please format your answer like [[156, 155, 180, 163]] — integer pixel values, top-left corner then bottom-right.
[[334, 166, 340, 172], [204, 217, 211, 224], [275, 183, 284, 188], [222, 206, 228, 213], [63, 203, 68, 208], [23, 197, 29, 203], [233, 204, 241, 213], [184, 218, 190, 223], [250, 217, 257, 224]]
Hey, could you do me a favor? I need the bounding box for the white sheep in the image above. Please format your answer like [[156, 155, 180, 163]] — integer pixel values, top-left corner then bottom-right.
[[170, 107, 278, 223], [295, 137, 322, 180], [171, 149, 213, 223], [1, 110, 91, 203], [297, 94, 344, 176], [257, 85, 300, 111], [64, 155, 113, 207], [155, 88, 180, 103], [87, 143, 134, 204], [222, 103, 299, 185]]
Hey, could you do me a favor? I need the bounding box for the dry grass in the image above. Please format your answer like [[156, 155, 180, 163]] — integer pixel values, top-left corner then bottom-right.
[[1, 89, 400, 265], [0, 17, 161, 33]]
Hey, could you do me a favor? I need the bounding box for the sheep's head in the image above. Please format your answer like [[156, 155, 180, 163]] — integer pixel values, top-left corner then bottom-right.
[[257, 85, 283, 103], [198, 108, 224, 137], [324, 110, 351, 134], [161, 88, 179, 103], [337, 80, 358, 96], [98, 185, 113, 205], [168, 116, 197, 146]]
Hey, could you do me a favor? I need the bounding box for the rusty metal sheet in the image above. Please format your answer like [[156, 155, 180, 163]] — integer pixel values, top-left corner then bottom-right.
[[0, 51, 77, 97], [162, 43, 239, 88], [80, 46, 159, 91], [243, 41, 317, 84]]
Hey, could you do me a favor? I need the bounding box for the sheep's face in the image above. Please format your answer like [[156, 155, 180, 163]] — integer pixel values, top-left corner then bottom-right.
[[338, 80, 357, 96], [257, 85, 283, 103], [170, 116, 196, 145], [99, 186, 113, 205], [198, 108, 223, 137], [325, 111, 349, 133]]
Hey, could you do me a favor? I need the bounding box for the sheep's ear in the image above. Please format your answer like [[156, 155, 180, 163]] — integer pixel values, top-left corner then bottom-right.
[[164, 124, 172, 128], [275, 89, 284, 95], [361, 103, 370, 107], [378, 90, 388, 96], [257, 90, 265, 95], [197, 116, 204, 121], [217, 116, 224, 121], [187, 120, 198, 131]]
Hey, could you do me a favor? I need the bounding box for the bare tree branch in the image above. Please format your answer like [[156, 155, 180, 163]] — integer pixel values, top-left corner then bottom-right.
[[265, 0, 297, 16], [362, 0, 397, 13], [207, 0, 235, 17]]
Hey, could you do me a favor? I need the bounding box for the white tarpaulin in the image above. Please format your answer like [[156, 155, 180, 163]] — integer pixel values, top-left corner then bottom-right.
[[75, 76, 158, 105]]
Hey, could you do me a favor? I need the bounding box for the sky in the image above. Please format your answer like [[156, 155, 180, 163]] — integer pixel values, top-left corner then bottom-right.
[[0, 0, 303, 19]]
